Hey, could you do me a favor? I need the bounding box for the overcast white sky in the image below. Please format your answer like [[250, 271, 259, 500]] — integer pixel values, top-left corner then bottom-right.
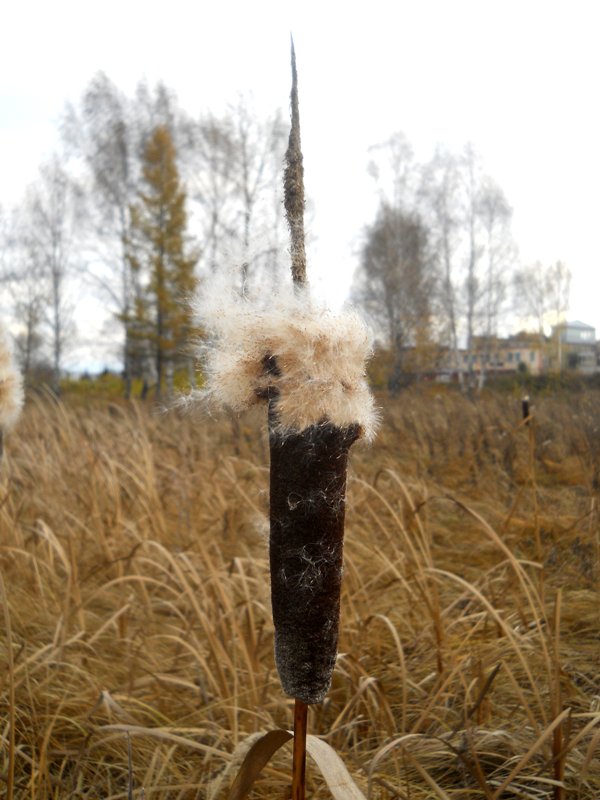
[[2, 0, 599, 367]]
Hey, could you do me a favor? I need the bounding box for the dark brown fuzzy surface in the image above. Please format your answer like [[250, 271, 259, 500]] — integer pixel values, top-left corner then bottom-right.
[[269, 419, 360, 704]]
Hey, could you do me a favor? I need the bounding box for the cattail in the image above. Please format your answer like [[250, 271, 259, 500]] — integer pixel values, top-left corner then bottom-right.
[[191, 41, 376, 708], [194, 290, 376, 702], [522, 394, 531, 425], [192, 282, 377, 704], [0, 325, 24, 458]]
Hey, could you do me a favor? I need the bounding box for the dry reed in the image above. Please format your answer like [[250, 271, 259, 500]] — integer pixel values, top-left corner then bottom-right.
[[0, 388, 598, 798]]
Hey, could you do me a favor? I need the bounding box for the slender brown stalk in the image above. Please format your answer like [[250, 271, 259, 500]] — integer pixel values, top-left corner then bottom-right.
[[526, 399, 544, 603], [292, 699, 308, 800], [0, 573, 15, 800], [552, 591, 565, 800]]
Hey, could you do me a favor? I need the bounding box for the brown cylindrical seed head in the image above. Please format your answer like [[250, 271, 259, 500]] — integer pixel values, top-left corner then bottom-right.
[[269, 410, 360, 704], [522, 395, 530, 425]]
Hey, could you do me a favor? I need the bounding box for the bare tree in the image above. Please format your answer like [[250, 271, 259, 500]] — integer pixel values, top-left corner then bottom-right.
[[514, 260, 570, 334], [233, 99, 286, 292], [513, 260, 571, 371], [368, 132, 418, 210], [2, 213, 45, 378], [478, 178, 512, 335], [547, 260, 571, 326], [17, 157, 79, 392], [352, 202, 436, 391], [548, 260, 571, 370], [461, 144, 484, 383], [513, 261, 552, 339], [475, 175, 514, 385], [186, 97, 288, 292], [419, 148, 464, 380], [62, 73, 139, 392], [418, 143, 515, 387], [187, 113, 239, 273]]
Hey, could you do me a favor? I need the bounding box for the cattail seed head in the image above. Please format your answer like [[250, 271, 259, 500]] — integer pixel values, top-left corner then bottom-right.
[[0, 325, 24, 435]]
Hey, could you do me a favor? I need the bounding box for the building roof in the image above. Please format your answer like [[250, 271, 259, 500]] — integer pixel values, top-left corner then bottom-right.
[[563, 320, 595, 330]]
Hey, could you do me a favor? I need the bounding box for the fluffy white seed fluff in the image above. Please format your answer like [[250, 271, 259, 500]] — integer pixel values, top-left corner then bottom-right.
[[0, 325, 24, 430], [192, 278, 378, 440]]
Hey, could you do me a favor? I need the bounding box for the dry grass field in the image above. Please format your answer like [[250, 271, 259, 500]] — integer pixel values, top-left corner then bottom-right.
[[1, 387, 599, 798]]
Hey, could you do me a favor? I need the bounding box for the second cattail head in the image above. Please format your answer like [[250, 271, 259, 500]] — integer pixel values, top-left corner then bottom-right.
[[0, 325, 24, 457]]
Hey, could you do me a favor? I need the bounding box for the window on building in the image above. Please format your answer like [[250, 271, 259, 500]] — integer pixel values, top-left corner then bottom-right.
[[507, 352, 513, 362], [529, 350, 535, 362], [515, 351, 521, 362]]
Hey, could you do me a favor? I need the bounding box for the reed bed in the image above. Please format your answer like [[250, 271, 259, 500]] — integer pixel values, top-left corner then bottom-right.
[[0, 388, 598, 798]]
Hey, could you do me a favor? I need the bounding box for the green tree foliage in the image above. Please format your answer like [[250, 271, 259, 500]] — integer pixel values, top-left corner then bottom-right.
[[127, 125, 198, 399]]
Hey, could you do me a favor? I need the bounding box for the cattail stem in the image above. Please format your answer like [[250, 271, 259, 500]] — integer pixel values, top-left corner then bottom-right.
[[292, 699, 308, 800]]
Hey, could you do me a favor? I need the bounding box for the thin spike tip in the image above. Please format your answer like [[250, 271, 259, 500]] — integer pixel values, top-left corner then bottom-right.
[[284, 38, 307, 288]]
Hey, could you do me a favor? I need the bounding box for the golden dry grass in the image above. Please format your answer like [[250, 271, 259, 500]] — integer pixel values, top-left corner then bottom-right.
[[0, 387, 599, 799]]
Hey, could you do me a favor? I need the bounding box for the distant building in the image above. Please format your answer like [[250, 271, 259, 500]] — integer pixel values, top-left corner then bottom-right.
[[550, 321, 597, 373], [434, 321, 599, 380], [555, 320, 596, 344], [480, 332, 545, 376], [388, 321, 599, 383], [436, 332, 546, 379]]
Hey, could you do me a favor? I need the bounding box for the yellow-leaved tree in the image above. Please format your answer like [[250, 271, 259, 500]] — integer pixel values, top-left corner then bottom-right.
[[127, 125, 198, 399]]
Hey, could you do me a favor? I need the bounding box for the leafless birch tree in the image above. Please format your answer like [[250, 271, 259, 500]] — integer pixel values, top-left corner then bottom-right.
[[20, 157, 78, 392]]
